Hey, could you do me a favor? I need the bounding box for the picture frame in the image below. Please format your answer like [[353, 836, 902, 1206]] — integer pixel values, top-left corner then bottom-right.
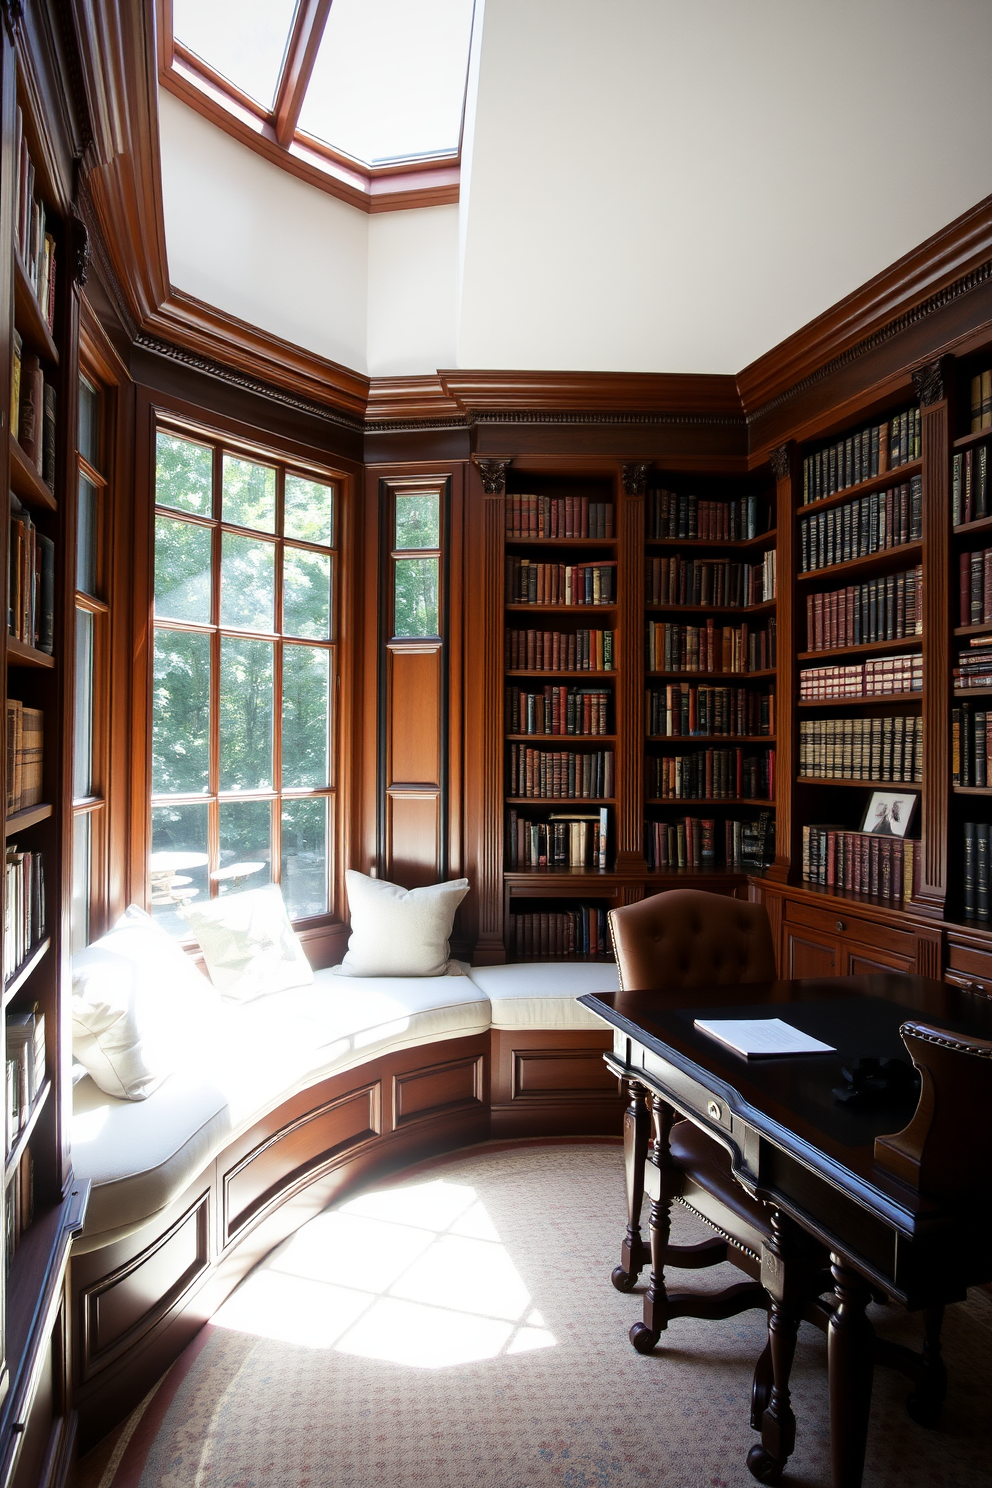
[[860, 791, 918, 839]]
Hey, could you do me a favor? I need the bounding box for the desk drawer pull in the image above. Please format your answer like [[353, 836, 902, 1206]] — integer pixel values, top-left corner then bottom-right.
[[835, 920, 845, 932], [707, 1100, 722, 1121]]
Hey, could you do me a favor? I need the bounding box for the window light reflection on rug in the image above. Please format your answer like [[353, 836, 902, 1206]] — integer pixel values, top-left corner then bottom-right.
[[211, 1179, 557, 1366]]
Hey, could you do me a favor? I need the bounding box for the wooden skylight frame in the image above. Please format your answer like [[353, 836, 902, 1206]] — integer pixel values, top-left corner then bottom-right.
[[157, 0, 469, 214]]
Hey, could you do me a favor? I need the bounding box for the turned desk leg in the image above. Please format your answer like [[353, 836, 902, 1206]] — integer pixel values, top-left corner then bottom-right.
[[612, 1075, 649, 1292], [828, 1255, 874, 1488], [630, 1094, 675, 1353]]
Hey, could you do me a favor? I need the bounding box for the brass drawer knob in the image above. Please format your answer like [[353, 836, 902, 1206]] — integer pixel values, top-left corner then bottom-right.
[[835, 920, 845, 932]]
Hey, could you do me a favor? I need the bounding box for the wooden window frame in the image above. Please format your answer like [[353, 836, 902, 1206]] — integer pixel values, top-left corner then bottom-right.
[[148, 412, 344, 938], [157, 0, 474, 214]]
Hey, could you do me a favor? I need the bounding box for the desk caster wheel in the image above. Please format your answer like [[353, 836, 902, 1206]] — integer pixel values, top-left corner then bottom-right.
[[746, 1445, 784, 1484], [629, 1321, 660, 1354], [611, 1266, 636, 1293]]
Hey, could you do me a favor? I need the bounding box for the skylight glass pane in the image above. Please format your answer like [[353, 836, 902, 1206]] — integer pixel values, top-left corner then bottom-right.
[[173, 0, 299, 109], [297, 0, 474, 166]]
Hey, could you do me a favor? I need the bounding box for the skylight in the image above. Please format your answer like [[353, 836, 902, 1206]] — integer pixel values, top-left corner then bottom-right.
[[167, 0, 477, 200]]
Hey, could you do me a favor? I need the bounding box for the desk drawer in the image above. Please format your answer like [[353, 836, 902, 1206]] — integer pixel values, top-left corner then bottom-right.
[[945, 940, 992, 991], [785, 899, 915, 958], [640, 1047, 734, 1134]]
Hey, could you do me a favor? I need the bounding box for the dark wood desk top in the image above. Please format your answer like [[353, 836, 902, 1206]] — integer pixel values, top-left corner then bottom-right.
[[579, 973, 992, 1233]]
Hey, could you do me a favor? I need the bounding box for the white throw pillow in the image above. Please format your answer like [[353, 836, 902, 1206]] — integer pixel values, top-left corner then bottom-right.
[[72, 905, 221, 1101], [336, 870, 469, 977], [181, 885, 313, 1001]]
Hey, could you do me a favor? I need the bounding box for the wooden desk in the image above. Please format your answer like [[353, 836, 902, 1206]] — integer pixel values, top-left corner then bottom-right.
[[578, 973, 992, 1488]]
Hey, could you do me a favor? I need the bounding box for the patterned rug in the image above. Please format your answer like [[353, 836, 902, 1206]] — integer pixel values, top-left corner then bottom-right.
[[99, 1141, 992, 1488]]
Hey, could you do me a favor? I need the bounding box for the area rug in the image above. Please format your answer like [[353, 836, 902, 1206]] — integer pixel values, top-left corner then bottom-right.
[[99, 1140, 992, 1488]]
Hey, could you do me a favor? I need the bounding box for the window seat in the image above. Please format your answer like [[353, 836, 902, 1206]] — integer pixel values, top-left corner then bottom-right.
[[71, 962, 619, 1254]]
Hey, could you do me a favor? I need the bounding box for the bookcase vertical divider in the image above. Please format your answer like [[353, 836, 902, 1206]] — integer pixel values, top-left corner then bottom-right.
[[616, 463, 647, 866], [767, 442, 794, 884]]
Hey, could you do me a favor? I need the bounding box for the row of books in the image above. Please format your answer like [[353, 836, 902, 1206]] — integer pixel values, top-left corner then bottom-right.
[[799, 653, 923, 700], [647, 683, 774, 739], [958, 548, 992, 625], [802, 826, 920, 902], [9, 496, 55, 653], [11, 340, 57, 491], [645, 552, 776, 607], [801, 407, 920, 505], [647, 748, 774, 802], [505, 495, 613, 540], [804, 566, 923, 652], [952, 446, 991, 525], [505, 628, 614, 673], [5, 1149, 34, 1275], [505, 808, 609, 869], [952, 705, 992, 786], [5, 700, 42, 813], [962, 822, 992, 920], [647, 491, 766, 542], [799, 477, 922, 572], [798, 716, 922, 783], [508, 906, 611, 959], [507, 746, 614, 800], [953, 642, 992, 689], [505, 559, 616, 606], [968, 370, 992, 434], [14, 105, 56, 330], [4, 848, 45, 983], [506, 686, 610, 737], [6, 1005, 45, 1153], [646, 619, 777, 674], [645, 812, 773, 872]]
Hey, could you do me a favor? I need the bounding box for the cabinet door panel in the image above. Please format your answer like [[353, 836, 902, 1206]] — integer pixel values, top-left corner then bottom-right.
[[786, 930, 837, 978], [844, 944, 915, 977]]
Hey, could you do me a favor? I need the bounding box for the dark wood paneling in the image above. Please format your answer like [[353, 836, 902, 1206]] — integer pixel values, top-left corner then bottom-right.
[[916, 366, 951, 916], [387, 645, 442, 782], [786, 930, 838, 978], [385, 791, 441, 887], [846, 947, 915, 977], [393, 1054, 484, 1126], [511, 1049, 618, 1100]]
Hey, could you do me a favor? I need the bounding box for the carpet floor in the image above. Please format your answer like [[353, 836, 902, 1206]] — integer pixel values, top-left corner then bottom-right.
[[97, 1141, 992, 1488]]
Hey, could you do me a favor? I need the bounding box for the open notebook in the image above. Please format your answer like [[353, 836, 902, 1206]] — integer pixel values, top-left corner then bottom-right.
[[693, 1017, 835, 1058]]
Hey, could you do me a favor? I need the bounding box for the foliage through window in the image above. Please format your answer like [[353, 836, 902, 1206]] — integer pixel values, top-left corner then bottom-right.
[[151, 426, 337, 933]]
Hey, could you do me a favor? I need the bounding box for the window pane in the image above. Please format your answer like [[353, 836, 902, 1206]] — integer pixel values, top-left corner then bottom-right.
[[153, 629, 211, 795], [220, 637, 273, 790], [77, 475, 98, 596], [395, 492, 440, 550], [172, 0, 297, 109], [218, 800, 272, 895], [281, 797, 328, 919], [283, 549, 332, 639], [282, 646, 330, 788], [297, 0, 474, 166], [74, 609, 93, 799], [394, 557, 439, 637], [285, 474, 334, 547], [78, 378, 99, 470], [222, 454, 276, 533], [150, 803, 209, 936], [221, 533, 275, 631], [156, 432, 213, 516], [72, 812, 90, 954], [155, 515, 212, 624]]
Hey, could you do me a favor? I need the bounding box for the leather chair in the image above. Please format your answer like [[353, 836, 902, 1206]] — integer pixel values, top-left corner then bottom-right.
[[608, 889, 828, 1484]]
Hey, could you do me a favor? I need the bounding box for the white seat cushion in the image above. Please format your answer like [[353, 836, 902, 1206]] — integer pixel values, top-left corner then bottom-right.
[[466, 962, 619, 1030]]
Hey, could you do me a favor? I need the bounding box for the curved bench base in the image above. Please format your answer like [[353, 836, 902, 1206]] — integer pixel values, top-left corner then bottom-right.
[[70, 1028, 621, 1449]]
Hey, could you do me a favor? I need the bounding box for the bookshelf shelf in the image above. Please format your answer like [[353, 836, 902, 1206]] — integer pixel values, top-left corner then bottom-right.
[[796, 542, 923, 585], [648, 734, 775, 744], [505, 603, 616, 614], [505, 734, 616, 743], [797, 777, 922, 791], [647, 668, 776, 680], [504, 536, 617, 548], [646, 797, 774, 808], [798, 636, 923, 662], [505, 796, 616, 805], [13, 250, 58, 364], [955, 622, 992, 637], [3, 940, 51, 1006], [952, 428, 992, 452], [646, 529, 776, 550], [10, 436, 56, 512], [953, 785, 992, 796], [798, 458, 923, 514], [4, 1080, 51, 1186], [644, 600, 776, 616], [6, 637, 54, 669], [952, 513, 992, 537], [798, 692, 922, 707], [505, 669, 618, 680], [5, 804, 52, 837], [954, 688, 992, 699]]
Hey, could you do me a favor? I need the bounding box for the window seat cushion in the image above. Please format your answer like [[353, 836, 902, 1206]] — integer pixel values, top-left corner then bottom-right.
[[465, 962, 619, 1030]]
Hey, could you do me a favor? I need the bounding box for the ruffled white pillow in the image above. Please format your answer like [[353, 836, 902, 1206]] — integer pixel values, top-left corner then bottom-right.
[[72, 906, 220, 1100], [181, 885, 313, 1001], [335, 870, 469, 977]]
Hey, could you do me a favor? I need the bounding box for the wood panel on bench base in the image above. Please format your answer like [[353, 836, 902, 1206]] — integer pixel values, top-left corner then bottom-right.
[[70, 1029, 621, 1449]]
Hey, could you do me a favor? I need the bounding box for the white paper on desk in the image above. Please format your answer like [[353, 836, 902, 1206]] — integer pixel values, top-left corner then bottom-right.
[[693, 1017, 835, 1058]]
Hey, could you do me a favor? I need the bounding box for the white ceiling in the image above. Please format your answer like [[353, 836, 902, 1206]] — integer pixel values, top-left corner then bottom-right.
[[159, 0, 992, 381]]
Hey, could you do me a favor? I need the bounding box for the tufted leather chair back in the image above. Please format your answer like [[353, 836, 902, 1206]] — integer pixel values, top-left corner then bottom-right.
[[608, 889, 776, 991]]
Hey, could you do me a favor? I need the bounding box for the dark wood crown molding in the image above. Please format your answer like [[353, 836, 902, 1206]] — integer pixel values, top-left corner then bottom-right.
[[621, 462, 651, 495], [440, 370, 743, 417], [472, 457, 512, 496], [912, 357, 949, 407]]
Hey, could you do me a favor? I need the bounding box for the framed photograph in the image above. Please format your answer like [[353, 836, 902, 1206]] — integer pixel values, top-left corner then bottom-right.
[[860, 791, 918, 839]]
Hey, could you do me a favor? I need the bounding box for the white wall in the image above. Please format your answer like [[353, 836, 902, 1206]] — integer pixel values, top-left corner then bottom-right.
[[367, 206, 459, 376]]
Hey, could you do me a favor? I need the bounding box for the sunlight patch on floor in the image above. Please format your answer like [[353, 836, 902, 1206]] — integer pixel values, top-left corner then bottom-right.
[[211, 1178, 557, 1366]]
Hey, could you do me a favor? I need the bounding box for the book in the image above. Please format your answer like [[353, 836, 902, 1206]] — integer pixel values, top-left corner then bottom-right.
[[693, 1017, 835, 1058]]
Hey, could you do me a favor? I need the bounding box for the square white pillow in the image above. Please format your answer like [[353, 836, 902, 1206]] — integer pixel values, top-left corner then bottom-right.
[[181, 885, 313, 1001], [72, 905, 221, 1101], [336, 870, 469, 977]]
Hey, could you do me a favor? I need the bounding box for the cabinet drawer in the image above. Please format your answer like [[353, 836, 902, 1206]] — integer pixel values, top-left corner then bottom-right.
[[784, 898, 915, 957], [946, 940, 992, 985]]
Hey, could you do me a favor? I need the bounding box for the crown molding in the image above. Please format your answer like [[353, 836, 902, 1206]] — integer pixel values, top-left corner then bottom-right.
[[438, 369, 744, 418], [364, 375, 465, 423]]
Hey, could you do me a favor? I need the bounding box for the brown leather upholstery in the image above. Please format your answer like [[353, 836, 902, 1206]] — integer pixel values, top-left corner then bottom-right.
[[608, 889, 776, 992]]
